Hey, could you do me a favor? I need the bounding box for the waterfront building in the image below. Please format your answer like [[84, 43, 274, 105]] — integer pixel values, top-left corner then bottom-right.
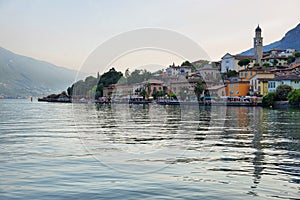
[[207, 85, 226, 97], [250, 72, 275, 95], [143, 79, 165, 96], [225, 80, 250, 96], [169, 78, 200, 95], [268, 75, 300, 92], [103, 84, 133, 97]]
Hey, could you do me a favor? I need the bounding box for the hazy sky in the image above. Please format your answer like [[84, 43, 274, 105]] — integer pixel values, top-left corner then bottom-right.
[[0, 0, 299, 72]]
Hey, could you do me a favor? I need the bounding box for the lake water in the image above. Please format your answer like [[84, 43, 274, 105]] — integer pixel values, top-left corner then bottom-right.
[[0, 99, 299, 199]]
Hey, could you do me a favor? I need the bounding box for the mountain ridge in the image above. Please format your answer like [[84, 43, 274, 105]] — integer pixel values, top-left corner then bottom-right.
[[240, 23, 300, 55], [0, 46, 86, 98]]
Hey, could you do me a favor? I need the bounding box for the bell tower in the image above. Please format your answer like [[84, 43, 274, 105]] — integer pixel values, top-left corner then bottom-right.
[[254, 25, 263, 65]]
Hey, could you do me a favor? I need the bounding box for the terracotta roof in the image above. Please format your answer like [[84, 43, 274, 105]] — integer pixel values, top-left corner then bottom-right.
[[272, 75, 300, 81], [239, 66, 272, 72], [262, 55, 288, 59], [169, 65, 192, 69], [257, 78, 273, 81], [201, 65, 219, 70], [221, 53, 254, 60], [287, 63, 300, 70], [233, 55, 254, 60], [143, 79, 164, 84], [207, 85, 225, 90], [227, 80, 250, 84]]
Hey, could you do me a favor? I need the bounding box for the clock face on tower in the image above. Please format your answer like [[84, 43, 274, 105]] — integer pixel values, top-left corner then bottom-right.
[[256, 39, 262, 45]]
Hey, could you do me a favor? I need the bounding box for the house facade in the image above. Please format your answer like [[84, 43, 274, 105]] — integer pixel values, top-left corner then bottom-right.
[[221, 53, 255, 73], [166, 65, 192, 76], [225, 81, 250, 96], [268, 75, 300, 92], [207, 85, 226, 97], [250, 72, 275, 95]]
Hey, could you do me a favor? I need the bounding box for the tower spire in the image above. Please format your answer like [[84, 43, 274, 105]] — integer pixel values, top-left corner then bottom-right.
[[254, 25, 263, 65]]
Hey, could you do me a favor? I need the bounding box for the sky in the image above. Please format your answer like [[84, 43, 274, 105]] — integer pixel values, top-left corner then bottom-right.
[[0, 0, 299, 73]]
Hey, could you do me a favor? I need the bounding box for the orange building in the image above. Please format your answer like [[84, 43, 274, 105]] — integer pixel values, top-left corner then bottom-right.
[[226, 81, 250, 96]]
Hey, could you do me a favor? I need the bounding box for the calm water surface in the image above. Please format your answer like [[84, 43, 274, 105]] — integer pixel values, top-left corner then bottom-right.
[[0, 99, 299, 199]]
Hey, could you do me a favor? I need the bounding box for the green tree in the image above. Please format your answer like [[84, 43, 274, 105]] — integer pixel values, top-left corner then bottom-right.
[[262, 92, 277, 107], [168, 93, 177, 99], [181, 60, 192, 66], [152, 87, 158, 100], [288, 89, 300, 104], [139, 88, 147, 100], [95, 68, 123, 98], [262, 62, 270, 67], [67, 86, 72, 96], [276, 84, 293, 101], [294, 52, 300, 58], [271, 59, 278, 66], [145, 82, 151, 97], [222, 70, 238, 79], [287, 56, 296, 64], [98, 68, 123, 87], [194, 81, 206, 101], [238, 59, 250, 69], [95, 83, 104, 99], [126, 69, 152, 85]]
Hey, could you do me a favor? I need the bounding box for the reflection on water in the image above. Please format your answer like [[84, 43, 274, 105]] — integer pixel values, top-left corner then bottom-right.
[[0, 99, 299, 199]]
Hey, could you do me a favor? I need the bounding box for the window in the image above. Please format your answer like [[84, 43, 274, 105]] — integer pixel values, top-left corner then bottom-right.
[[230, 91, 233, 94], [245, 72, 248, 77], [236, 91, 239, 94], [250, 72, 252, 76], [230, 84, 234, 88]]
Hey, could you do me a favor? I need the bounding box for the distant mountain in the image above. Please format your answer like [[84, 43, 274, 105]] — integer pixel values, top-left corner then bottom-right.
[[0, 47, 85, 98], [240, 23, 300, 55]]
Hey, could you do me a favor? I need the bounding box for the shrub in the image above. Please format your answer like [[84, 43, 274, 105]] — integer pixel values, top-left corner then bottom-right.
[[276, 84, 293, 101], [288, 89, 300, 104], [262, 92, 277, 107]]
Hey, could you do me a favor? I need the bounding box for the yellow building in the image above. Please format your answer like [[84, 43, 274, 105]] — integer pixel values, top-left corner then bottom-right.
[[250, 72, 275, 96], [257, 78, 271, 96]]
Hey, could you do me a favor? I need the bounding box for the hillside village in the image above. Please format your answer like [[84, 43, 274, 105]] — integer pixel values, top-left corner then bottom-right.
[[49, 25, 300, 105]]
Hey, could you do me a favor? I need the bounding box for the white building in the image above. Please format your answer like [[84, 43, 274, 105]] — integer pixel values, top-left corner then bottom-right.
[[166, 65, 192, 76], [278, 49, 296, 57], [221, 53, 255, 73]]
